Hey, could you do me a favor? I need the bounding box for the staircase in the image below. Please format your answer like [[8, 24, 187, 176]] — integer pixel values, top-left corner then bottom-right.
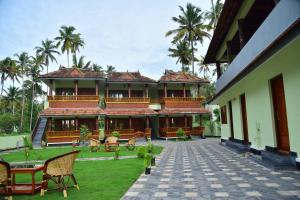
[[32, 117, 47, 147]]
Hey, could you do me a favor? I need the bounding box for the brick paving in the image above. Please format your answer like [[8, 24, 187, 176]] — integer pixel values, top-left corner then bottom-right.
[[122, 138, 300, 200]]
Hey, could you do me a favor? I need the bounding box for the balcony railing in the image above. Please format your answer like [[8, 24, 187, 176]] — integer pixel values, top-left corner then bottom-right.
[[48, 95, 99, 101], [162, 97, 205, 102], [105, 97, 150, 103]]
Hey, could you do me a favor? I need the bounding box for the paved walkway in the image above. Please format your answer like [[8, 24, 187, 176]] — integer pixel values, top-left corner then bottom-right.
[[122, 138, 300, 200]]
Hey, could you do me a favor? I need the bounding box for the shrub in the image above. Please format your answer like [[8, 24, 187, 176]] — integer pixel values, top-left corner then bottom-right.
[[146, 140, 154, 153], [0, 113, 15, 134], [114, 147, 120, 160], [137, 146, 146, 158], [23, 136, 33, 150], [176, 128, 185, 138], [79, 125, 90, 142], [144, 153, 153, 168], [112, 131, 120, 138]]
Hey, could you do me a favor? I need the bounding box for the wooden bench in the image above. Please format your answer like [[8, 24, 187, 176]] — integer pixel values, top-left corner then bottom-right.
[[160, 127, 191, 138], [106, 129, 135, 140]]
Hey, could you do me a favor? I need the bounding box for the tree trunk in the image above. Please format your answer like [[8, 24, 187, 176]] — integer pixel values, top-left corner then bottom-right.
[[20, 71, 25, 131], [12, 78, 15, 116], [191, 40, 195, 74], [29, 82, 35, 131]]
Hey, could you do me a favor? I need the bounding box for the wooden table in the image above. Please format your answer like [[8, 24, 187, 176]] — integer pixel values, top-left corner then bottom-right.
[[10, 164, 44, 195]]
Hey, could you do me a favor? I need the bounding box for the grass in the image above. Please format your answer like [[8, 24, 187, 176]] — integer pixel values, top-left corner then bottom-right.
[[0, 132, 30, 137], [13, 159, 145, 200], [1, 145, 163, 162]]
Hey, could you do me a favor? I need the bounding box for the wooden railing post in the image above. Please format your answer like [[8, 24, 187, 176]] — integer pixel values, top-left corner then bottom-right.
[[164, 83, 167, 98], [183, 83, 186, 98], [106, 83, 109, 98], [49, 79, 53, 96]]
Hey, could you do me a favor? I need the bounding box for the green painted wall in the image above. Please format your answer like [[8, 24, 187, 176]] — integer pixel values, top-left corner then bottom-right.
[[217, 35, 300, 156]]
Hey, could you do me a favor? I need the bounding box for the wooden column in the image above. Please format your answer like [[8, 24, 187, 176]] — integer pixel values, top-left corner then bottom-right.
[[146, 117, 150, 128], [129, 117, 132, 129], [226, 41, 234, 63], [48, 118, 52, 131], [95, 81, 99, 96], [106, 117, 110, 132], [183, 83, 186, 98], [164, 83, 167, 98], [74, 80, 78, 96], [75, 117, 78, 130], [216, 62, 221, 79], [49, 79, 53, 96], [145, 84, 149, 98], [238, 19, 246, 49], [106, 83, 109, 98], [197, 84, 201, 97], [184, 115, 187, 128], [165, 116, 169, 128], [128, 84, 131, 98]]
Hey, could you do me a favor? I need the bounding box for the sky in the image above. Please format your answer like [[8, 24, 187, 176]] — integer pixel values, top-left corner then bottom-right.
[[0, 0, 212, 86]]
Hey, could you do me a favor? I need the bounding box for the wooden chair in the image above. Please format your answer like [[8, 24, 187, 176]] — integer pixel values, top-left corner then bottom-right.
[[0, 161, 13, 200], [104, 136, 119, 152], [40, 150, 80, 198], [89, 139, 100, 152], [126, 137, 136, 151]]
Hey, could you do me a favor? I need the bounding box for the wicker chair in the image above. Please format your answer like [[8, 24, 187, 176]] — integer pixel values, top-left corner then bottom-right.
[[40, 150, 80, 198], [0, 161, 13, 200], [89, 139, 100, 152], [126, 137, 136, 151], [104, 136, 119, 152]]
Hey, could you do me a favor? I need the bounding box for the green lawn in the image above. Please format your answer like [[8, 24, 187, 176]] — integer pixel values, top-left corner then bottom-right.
[[13, 159, 144, 200], [1, 145, 163, 162]]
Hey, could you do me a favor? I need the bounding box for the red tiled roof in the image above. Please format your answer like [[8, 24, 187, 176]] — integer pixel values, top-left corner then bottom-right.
[[159, 70, 209, 83], [107, 71, 156, 83], [39, 66, 106, 79], [105, 108, 157, 116], [41, 108, 104, 116], [159, 108, 210, 115]]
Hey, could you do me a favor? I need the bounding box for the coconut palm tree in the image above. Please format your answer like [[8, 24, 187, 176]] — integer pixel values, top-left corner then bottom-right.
[[198, 56, 211, 79], [14, 52, 31, 131], [0, 58, 10, 96], [55, 26, 76, 68], [3, 58, 20, 88], [3, 86, 21, 116], [72, 34, 85, 58], [166, 3, 211, 74], [205, 0, 224, 30], [35, 39, 60, 73], [72, 55, 91, 69], [106, 65, 116, 74], [168, 40, 193, 72], [27, 56, 43, 131], [90, 63, 103, 72]]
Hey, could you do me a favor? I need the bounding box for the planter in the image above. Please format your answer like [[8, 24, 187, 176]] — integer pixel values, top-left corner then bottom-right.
[[145, 167, 151, 175], [151, 158, 156, 166]]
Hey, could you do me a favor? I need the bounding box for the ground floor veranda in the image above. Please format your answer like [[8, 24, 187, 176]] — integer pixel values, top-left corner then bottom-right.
[[43, 114, 206, 144]]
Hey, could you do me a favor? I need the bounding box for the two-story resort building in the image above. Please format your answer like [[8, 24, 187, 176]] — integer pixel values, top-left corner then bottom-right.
[[32, 68, 210, 146], [204, 0, 300, 168]]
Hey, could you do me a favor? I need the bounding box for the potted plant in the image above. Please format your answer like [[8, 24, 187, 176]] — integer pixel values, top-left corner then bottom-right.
[[144, 153, 153, 175], [146, 139, 155, 166], [176, 128, 186, 141], [112, 131, 120, 138], [137, 146, 146, 158]]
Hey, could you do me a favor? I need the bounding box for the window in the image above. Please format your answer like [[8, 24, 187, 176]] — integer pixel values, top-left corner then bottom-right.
[[221, 105, 227, 124]]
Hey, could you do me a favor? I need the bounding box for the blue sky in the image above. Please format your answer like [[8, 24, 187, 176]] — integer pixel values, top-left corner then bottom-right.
[[0, 0, 212, 82]]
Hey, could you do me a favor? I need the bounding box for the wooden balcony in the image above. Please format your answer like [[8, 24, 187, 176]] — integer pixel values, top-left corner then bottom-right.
[[105, 97, 150, 109], [161, 97, 205, 108], [47, 95, 99, 108]]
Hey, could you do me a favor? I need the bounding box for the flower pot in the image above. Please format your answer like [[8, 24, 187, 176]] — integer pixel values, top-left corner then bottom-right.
[[151, 158, 156, 166], [145, 167, 151, 175]]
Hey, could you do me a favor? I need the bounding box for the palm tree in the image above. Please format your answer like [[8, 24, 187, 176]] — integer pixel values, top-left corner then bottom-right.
[[55, 26, 76, 68], [106, 65, 116, 74], [35, 39, 60, 74], [27, 56, 43, 131], [72, 34, 85, 58], [0, 58, 10, 96], [14, 52, 31, 131], [72, 55, 91, 69], [166, 3, 211, 74], [90, 63, 103, 72], [168, 40, 193, 72], [205, 0, 224, 30], [3, 86, 21, 116], [3, 58, 20, 88], [198, 56, 211, 78]]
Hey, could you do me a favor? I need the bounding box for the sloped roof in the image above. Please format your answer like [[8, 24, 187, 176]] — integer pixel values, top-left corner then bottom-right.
[[41, 108, 104, 116], [107, 71, 156, 83], [39, 66, 106, 79], [105, 108, 157, 116], [159, 108, 210, 115], [159, 70, 209, 84]]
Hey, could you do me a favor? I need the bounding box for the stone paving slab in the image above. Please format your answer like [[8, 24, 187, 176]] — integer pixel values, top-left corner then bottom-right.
[[122, 138, 300, 200]]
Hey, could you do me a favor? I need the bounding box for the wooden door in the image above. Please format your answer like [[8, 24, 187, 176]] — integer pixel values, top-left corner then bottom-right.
[[270, 74, 290, 152], [240, 94, 249, 144], [228, 101, 234, 139]]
